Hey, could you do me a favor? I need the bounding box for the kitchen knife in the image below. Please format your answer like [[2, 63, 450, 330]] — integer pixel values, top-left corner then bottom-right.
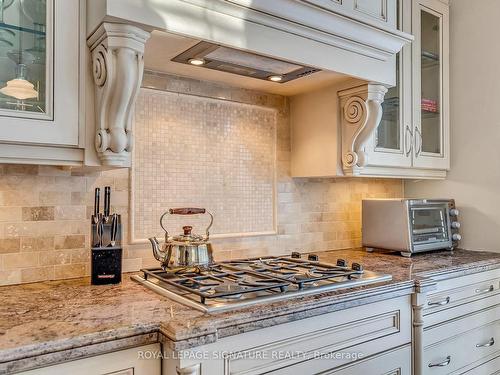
[[109, 213, 118, 247], [103, 186, 111, 221], [97, 214, 104, 248], [93, 188, 100, 224]]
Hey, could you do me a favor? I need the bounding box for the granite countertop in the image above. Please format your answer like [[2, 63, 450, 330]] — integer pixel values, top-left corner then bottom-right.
[[1, 248, 500, 373]]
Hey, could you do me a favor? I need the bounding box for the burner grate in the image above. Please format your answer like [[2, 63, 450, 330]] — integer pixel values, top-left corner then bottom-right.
[[141, 264, 289, 303], [222, 257, 363, 289]]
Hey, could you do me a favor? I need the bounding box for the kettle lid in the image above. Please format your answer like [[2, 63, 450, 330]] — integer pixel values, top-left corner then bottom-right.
[[171, 225, 205, 243]]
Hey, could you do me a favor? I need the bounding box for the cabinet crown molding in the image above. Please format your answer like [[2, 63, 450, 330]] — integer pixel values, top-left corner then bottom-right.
[[87, 23, 150, 167], [338, 83, 387, 176]]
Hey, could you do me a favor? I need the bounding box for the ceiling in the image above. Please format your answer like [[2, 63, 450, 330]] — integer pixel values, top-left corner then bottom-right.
[[143, 30, 349, 97]]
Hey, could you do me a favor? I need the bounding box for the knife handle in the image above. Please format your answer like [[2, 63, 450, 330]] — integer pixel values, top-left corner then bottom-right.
[[98, 216, 104, 248], [93, 188, 100, 221], [104, 186, 111, 218]]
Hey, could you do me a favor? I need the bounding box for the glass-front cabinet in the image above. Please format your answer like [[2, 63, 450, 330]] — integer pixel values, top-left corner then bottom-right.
[[0, 0, 80, 148], [412, 0, 449, 170], [367, 0, 412, 169], [365, 0, 449, 177]]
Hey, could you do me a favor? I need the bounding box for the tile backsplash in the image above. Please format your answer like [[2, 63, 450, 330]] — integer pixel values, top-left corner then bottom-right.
[[133, 88, 276, 240], [0, 72, 402, 286]]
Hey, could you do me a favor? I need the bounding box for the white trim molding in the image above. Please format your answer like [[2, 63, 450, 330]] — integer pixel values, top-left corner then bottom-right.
[[87, 23, 150, 167], [338, 84, 388, 176]]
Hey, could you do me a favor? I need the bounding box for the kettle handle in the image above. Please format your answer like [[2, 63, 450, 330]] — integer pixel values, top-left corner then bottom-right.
[[160, 208, 214, 240]]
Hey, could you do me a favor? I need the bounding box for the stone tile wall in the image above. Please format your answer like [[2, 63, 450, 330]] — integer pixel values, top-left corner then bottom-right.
[[0, 72, 403, 286]]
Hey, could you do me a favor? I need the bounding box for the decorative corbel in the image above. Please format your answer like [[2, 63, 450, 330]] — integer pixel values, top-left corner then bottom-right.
[[338, 83, 387, 175], [87, 23, 150, 167]]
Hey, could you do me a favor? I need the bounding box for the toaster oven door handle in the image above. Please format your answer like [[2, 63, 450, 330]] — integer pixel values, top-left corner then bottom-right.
[[475, 285, 494, 294], [428, 296, 450, 307]]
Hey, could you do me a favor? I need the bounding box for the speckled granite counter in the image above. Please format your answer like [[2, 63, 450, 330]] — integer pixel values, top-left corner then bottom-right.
[[1, 248, 500, 374]]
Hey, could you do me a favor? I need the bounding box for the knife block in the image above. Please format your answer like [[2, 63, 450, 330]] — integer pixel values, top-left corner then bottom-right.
[[90, 215, 123, 285]]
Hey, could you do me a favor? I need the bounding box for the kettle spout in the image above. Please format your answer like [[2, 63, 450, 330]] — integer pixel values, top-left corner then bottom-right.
[[148, 237, 164, 262]]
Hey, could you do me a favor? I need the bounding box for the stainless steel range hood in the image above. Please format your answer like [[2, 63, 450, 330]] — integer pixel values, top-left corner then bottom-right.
[[172, 41, 320, 84]]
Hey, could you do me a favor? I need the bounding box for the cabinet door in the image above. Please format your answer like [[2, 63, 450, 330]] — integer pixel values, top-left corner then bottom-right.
[[412, 0, 449, 170], [17, 344, 161, 375], [266, 345, 411, 375], [366, 0, 412, 169], [0, 0, 79, 146]]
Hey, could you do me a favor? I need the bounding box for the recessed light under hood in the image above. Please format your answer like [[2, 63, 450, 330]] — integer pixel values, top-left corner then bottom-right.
[[172, 41, 320, 83]]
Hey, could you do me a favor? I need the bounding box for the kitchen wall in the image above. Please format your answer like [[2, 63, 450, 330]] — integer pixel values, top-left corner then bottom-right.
[[0, 72, 402, 286], [405, 0, 500, 252]]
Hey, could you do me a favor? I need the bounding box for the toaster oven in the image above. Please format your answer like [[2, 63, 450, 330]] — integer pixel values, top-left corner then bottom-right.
[[362, 199, 461, 257]]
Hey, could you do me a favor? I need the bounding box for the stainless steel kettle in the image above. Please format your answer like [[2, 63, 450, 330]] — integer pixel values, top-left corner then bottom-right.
[[149, 208, 214, 270]]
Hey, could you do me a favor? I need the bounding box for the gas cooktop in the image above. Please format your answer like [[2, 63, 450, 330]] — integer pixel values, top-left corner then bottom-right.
[[131, 253, 392, 312]]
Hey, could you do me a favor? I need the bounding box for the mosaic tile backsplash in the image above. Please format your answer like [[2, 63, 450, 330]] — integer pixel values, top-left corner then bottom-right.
[[133, 88, 276, 241], [0, 72, 403, 286]]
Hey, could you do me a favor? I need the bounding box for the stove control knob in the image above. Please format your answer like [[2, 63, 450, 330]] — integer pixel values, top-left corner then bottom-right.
[[337, 259, 348, 267], [450, 208, 460, 216], [451, 221, 461, 229], [308, 254, 319, 262], [452, 233, 462, 241], [291, 252, 301, 259], [352, 263, 363, 272]]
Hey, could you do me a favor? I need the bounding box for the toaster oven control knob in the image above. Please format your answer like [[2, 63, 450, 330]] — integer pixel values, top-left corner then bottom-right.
[[452, 233, 462, 241], [451, 221, 461, 229], [450, 208, 460, 216], [291, 252, 301, 259], [352, 263, 363, 272], [337, 259, 348, 268], [308, 254, 319, 262]]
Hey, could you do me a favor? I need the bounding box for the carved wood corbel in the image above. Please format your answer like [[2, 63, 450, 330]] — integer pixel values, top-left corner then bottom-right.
[[87, 23, 150, 167], [338, 84, 388, 175]]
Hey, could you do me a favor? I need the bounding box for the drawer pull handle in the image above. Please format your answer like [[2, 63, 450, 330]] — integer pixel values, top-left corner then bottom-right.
[[475, 285, 494, 294], [476, 338, 495, 348], [428, 356, 451, 368], [428, 296, 450, 306]]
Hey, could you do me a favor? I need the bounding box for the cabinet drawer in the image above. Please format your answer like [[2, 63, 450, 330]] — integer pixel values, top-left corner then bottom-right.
[[424, 269, 500, 326], [455, 354, 500, 375], [269, 344, 411, 375], [424, 319, 500, 374], [218, 297, 411, 375], [427, 268, 500, 303]]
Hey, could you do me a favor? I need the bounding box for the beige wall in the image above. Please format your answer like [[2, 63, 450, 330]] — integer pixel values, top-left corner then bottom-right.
[[0, 73, 403, 286], [405, 0, 500, 252]]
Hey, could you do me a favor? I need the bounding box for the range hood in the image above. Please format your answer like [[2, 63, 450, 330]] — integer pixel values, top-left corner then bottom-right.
[[87, 0, 413, 87], [85, 0, 413, 166], [172, 41, 320, 84]]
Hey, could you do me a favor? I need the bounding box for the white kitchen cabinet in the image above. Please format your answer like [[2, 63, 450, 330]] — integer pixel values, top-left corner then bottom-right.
[[362, 0, 449, 177], [411, 0, 450, 171], [17, 344, 161, 375], [0, 0, 84, 166], [168, 296, 411, 375], [291, 0, 449, 179], [413, 268, 500, 375], [318, 345, 411, 375], [364, 0, 413, 170]]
